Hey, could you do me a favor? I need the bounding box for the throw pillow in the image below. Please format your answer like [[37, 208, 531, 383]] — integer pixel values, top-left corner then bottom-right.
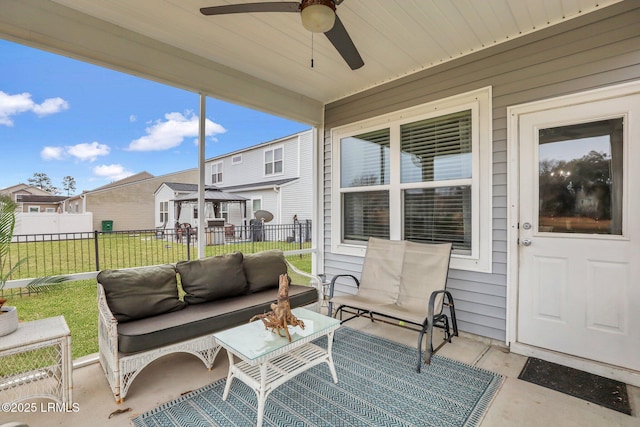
[[97, 264, 185, 323], [243, 249, 288, 293], [176, 252, 247, 304]]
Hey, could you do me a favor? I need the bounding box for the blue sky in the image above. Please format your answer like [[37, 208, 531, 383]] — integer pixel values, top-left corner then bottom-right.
[[0, 39, 309, 194]]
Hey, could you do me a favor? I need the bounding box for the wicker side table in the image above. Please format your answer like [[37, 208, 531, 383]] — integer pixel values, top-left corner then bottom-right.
[[0, 316, 73, 409]]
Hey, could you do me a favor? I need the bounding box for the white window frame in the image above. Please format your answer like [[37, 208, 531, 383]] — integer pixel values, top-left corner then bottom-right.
[[264, 146, 284, 176], [159, 201, 168, 224], [251, 198, 262, 216], [232, 154, 243, 165], [220, 202, 229, 222], [331, 87, 493, 273], [211, 161, 223, 184], [28, 206, 40, 213]]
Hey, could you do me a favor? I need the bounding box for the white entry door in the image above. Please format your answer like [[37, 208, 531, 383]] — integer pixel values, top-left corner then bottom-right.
[[517, 89, 640, 372]]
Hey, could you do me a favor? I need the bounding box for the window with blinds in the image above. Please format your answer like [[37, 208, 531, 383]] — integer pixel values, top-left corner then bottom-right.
[[332, 87, 491, 272], [339, 128, 390, 243], [343, 191, 390, 242], [340, 129, 390, 187], [404, 187, 472, 253], [400, 110, 473, 253], [401, 110, 472, 183]]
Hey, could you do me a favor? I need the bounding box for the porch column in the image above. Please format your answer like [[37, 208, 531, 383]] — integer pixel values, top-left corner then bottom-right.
[[312, 126, 323, 275], [197, 94, 206, 258]]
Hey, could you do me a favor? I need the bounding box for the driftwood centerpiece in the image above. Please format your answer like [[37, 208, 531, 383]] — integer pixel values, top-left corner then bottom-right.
[[250, 274, 304, 341]]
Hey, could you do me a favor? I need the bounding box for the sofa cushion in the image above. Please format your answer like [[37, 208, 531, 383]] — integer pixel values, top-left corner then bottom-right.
[[116, 284, 318, 354], [176, 252, 248, 304], [243, 249, 288, 293], [97, 264, 186, 323]]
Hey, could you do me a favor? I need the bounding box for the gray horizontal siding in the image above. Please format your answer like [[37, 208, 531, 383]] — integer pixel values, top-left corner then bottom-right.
[[322, 2, 640, 342]]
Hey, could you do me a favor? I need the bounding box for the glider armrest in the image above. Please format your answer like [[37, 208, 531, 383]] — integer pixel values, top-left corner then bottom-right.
[[327, 274, 359, 315]]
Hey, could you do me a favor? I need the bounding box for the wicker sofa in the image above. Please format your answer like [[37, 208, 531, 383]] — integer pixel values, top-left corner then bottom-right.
[[97, 249, 319, 403]]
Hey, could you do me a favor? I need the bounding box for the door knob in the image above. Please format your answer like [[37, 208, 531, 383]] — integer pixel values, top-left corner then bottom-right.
[[521, 239, 532, 246]]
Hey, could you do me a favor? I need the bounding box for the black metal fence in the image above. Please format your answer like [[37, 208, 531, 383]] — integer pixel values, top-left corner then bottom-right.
[[1, 221, 312, 289]]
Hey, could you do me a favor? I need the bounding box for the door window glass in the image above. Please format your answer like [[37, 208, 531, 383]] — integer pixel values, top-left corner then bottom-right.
[[538, 118, 623, 235]]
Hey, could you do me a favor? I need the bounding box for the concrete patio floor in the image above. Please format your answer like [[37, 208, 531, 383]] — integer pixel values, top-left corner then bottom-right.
[[2, 315, 638, 427]]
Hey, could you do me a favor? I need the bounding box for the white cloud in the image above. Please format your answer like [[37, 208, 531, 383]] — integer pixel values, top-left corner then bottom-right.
[[41, 146, 65, 160], [93, 164, 134, 182], [32, 97, 69, 116], [0, 91, 69, 126], [40, 141, 110, 162], [127, 111, 226, 151], [66, 142, 110, 162], [129, 115, 137, 123]]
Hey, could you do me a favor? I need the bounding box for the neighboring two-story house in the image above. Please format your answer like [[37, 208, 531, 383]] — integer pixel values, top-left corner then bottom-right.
[[155, 129, 313, 231]]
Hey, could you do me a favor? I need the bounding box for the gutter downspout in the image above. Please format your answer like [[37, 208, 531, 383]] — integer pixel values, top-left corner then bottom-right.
[[273, 186, 281, 224]]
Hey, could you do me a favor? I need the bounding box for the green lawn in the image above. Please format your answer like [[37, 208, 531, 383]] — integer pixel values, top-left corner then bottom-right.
[[8, 254, 313, 360], [10, 280, 98, 359]]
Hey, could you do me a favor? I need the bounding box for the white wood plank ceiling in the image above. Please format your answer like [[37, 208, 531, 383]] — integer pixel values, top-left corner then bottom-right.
[[3, 0, 623, 123]]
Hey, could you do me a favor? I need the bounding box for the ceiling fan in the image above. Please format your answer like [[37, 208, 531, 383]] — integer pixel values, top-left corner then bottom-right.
[[200, 0, 364, 70]]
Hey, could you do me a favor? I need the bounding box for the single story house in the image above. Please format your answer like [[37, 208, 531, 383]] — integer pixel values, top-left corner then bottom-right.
[[16, 194, 68, 213], [0, 183, 61, 212]]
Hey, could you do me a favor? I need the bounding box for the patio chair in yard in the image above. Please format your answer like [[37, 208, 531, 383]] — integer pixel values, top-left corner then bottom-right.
[[329, 237, 458, 372], [155, 220, 167, 239], [175, 222, 197, 243]]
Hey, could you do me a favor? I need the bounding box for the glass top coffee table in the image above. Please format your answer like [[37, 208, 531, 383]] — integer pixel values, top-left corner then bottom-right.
[[213, 307, 341, 427]]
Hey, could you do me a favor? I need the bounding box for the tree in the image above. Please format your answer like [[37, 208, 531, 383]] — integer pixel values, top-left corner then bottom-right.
[[538, 150, 612, 220], [62, 176, 77, 196], [27, 172, 60, 195]]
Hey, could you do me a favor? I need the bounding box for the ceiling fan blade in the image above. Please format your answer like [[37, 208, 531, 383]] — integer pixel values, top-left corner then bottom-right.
[[324, 15, 364, 70], [200, 2, 300, 16]]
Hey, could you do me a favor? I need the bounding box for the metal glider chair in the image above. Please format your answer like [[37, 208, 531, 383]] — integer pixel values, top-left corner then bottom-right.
[[329, 237, 458, 372]]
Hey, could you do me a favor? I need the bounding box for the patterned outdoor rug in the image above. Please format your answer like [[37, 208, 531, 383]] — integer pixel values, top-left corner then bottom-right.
[[131, 327, 503, 427]]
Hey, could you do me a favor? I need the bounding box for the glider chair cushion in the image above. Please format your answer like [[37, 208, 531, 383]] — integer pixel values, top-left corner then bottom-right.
[[394, 240, 451, 318], [329, 238, 405, 311]]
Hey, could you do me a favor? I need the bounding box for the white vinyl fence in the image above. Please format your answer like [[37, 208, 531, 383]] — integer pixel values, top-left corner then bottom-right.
[[14, 213, 93, 237]]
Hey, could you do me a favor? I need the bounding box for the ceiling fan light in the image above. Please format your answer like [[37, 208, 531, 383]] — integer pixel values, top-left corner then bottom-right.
[[300, 1, 336, 33]]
